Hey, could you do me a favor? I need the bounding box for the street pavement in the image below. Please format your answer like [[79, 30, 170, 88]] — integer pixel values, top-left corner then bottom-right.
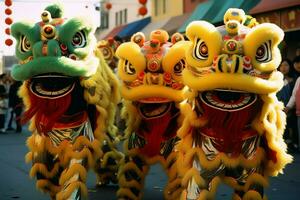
[[0, 129, 299, 200]]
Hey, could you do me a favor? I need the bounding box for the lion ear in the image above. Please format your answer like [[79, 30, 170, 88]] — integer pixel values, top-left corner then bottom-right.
[[185, 21, 222, 69], [243, 23, 284, 72]]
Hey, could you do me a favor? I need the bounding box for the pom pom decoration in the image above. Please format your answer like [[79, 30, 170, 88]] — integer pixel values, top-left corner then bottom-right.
[[5, 17, 13, 25], [5, 0, 12, 7], [138, 0, 147, 4], [5, 8, 12, 15], [138, 6, 148, 16], [5, 39, 13, 46], [5, 28, 10, 35], [105, 2, 112, 10]]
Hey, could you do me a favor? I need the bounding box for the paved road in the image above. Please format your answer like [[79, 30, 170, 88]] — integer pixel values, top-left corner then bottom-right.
[[0, 129, 299, 200]]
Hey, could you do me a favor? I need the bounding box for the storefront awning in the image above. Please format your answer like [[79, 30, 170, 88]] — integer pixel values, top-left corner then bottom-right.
[[250, 0, 300, 14], [117, 17, 151, 39], [178, 0, 260, 33], [209, 0, 260, 24], [140, 17, 171, 39], [162, 13, 191, 36], [178, 0, 214, 33], [103, 25, 126, 39]]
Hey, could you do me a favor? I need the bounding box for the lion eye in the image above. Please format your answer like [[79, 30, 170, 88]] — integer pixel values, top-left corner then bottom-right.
[[101, 47, 112, 59], [256, 40, 271, 63], [174, 59, 185, 75], [193, 38, 208, 60], [20, 35, 31, 53], [72, 30, 86, 48], [124, 60, 136, 75]]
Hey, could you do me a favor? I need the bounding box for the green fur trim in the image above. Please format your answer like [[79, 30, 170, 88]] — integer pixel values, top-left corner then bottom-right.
[[12, 56, 98, 81], [45, 3, 64, 18]]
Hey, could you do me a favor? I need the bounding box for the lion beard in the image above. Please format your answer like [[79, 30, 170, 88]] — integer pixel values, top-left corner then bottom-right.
[[21, 90, 71, 134]]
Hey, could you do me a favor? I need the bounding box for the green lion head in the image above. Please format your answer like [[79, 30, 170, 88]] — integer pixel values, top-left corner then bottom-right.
[[11, 3, 98, 81]]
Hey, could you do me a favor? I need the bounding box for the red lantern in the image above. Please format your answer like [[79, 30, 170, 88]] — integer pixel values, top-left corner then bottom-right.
[[138, 0, 147, 4], [5, 28, 10, 35], [138, 6, 147, 16], [105, 2, 112, 10], [5, 8, 12, 15], [5, 17, 13, 25], [5, 39, 13, 46], [5, 0, 12, 7]]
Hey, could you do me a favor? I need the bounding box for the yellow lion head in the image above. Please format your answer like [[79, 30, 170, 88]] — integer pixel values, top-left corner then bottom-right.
[[116, 30, 188, 103], [184, 8, 284, 95]]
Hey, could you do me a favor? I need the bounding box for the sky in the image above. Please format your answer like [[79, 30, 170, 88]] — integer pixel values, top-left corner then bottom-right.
[[0, 0, 100, 56]]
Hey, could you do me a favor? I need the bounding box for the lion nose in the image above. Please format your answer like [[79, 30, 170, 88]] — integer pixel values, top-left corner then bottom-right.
[[33, 40, 62, 57], [146, 73, 164, 85]]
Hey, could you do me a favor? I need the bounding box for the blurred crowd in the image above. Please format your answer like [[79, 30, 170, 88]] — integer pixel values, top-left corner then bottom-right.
[[0, 73, 23, 134], [278, 46, 300, 153]]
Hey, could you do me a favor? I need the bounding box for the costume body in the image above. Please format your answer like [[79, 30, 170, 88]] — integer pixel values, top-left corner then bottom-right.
[[177, 8, 293, 200], [11, 4, 121, 199], [116, 30, 187, 200]]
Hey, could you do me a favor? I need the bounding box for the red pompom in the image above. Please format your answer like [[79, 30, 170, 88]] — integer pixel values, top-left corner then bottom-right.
[[5, 0, 12, 7], [105, 2, 112, 10], [138, 0, 147, 5], [5, 17, 13, 25], [5, 39, 13, 46], [5, 8, 12, 15], [5, 28, 10, 35], [138, 6, 147, 16]]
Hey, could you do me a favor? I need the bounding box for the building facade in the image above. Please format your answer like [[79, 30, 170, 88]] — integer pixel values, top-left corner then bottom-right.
[[96, 0, 150, 39]]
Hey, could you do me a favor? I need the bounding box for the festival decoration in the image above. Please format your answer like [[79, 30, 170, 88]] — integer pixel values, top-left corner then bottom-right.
[[4, 0, 13, 46], [105, 2, 112, 10]]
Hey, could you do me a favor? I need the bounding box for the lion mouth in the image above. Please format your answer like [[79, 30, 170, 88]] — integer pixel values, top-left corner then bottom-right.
[[199, 89, 257, 111], [30, 74, 76, 99], [138, 102, 171, 118]]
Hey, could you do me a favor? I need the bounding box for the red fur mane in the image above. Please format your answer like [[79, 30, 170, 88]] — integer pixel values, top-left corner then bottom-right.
[[21, 91, 71, 134]]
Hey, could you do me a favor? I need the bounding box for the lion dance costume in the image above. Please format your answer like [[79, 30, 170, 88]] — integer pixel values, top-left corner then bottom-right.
[[97, 37, 120, 71], [11, 4, 122, 199], [116, 30, 187, 200], [177, 8, 293, 200]]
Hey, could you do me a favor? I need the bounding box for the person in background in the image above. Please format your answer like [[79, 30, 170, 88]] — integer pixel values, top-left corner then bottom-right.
[[0, 82, 7, 133], [6, 79, 23, 133], [285, 56, 300, 152], [278, 59, 297, 151], [278, 59, 295, 104]]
